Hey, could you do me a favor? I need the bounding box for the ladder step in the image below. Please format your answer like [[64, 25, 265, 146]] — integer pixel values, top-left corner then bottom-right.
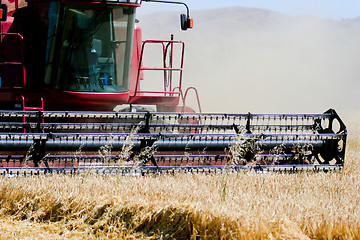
[[22, 96, 44, 111]]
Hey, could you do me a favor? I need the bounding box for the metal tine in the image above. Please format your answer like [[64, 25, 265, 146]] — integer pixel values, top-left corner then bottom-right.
[[0, 111, 345, 149], [0, 163, 343, 175]]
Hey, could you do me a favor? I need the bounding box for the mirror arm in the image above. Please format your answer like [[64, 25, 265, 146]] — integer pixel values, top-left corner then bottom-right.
[[142, 0, 190, 18]]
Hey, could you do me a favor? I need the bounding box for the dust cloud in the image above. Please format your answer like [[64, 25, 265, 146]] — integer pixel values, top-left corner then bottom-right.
[[138, 7, 360, 116]]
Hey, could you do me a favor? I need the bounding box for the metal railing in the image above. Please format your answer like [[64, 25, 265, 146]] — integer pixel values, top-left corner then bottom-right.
[[129, 39, 185, 102], [0, 33, 26, 88], [129, 38, 201, 112]]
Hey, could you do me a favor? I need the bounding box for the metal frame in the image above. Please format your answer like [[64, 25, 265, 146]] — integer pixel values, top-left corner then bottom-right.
[[128, 39, 185, 104], [0, 33, 26, 88], [128, 39, 201, 111]]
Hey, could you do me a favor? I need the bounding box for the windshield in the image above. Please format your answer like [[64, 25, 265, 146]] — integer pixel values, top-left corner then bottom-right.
[[54, 4, 135, 93]]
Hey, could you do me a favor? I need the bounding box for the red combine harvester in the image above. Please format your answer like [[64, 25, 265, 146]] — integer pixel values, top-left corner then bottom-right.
[[0, 0, 347, 174]]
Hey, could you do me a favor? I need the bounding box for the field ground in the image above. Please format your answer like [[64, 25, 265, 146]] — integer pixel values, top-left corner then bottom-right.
[[0, 119, 359, 239]]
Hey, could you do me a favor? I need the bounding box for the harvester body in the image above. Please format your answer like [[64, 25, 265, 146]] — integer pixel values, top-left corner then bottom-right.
[[0, 0, 347, 174], [0, 0, 194, 112]]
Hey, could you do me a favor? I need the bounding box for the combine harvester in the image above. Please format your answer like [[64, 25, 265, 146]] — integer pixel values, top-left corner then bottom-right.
[[0, 0, 347, 175]]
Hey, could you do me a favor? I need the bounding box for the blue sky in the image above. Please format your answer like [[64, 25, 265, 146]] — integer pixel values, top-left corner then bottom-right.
[[138, 0, 360, 19]]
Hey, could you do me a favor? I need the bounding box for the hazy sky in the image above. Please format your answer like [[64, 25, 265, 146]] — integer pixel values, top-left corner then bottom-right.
[[138, 0, 360, 19]]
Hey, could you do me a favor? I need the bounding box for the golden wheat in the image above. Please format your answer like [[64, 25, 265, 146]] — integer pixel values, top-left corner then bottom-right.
[[0, 117, 359, 239], [0, 149, 359, 239]]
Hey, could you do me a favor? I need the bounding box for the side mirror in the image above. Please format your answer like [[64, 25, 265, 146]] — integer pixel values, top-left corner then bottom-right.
[[180, 13, 193, 31], [0, 4, 7, 22]]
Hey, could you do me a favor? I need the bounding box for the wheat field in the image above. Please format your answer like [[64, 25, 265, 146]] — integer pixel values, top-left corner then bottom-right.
[[0, 119, 359, 239]]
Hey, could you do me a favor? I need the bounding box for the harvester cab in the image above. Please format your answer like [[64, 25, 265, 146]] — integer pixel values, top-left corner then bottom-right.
[[0, 0, 197, 112], [0, 0, 347, 175], [53, 4, 135, 93]]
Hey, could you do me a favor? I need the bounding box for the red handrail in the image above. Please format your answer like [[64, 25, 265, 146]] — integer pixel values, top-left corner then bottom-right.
[[128, 39, 185, 103], [22, 96, 44, 111], [183, 87, 202, 113], [173, 86, 202, 113], [0, 33, 26, 88]]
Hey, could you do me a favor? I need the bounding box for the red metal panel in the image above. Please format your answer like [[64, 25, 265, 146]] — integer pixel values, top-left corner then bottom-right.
[[128, 95, 180, 105], [0, 16, 13, 33], [44, 90, 130, 110], [129, 23, 143, 95]]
